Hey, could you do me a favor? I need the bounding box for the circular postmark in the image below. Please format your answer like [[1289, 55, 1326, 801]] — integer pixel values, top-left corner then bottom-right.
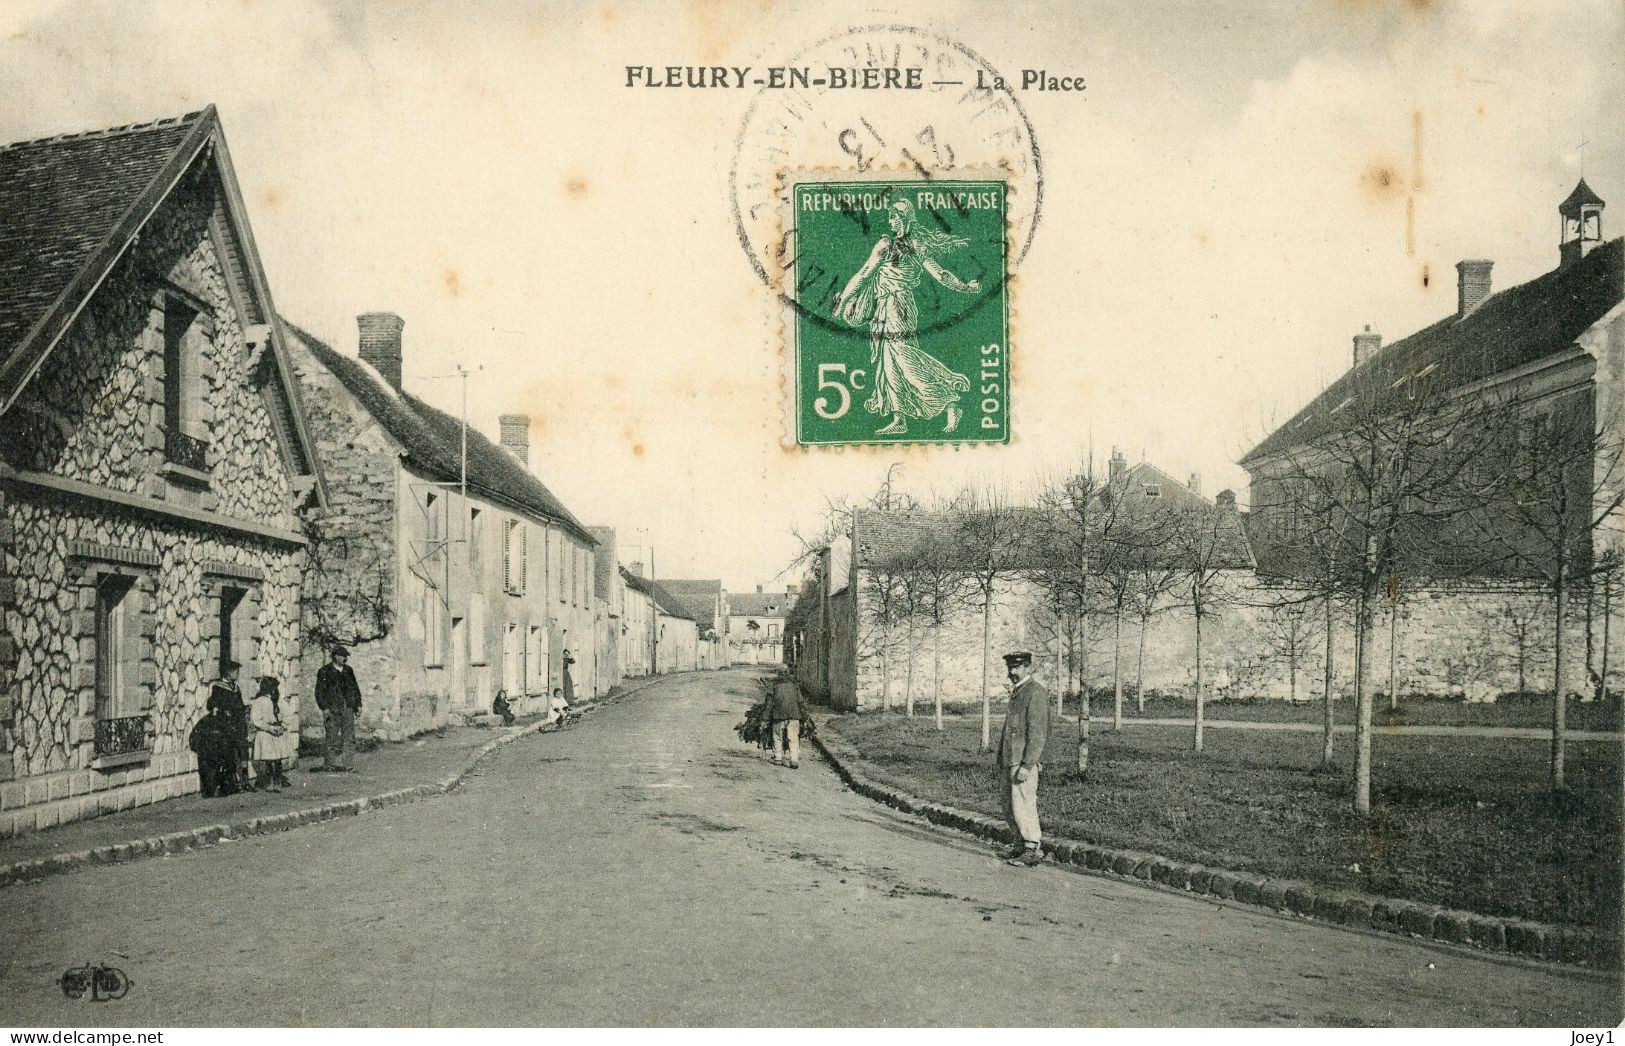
[[730, 23, 1044, 313]]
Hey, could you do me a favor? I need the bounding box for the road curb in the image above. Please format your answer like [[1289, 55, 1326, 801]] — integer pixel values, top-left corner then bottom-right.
[[808, 726, 1616, 969], [0, 675, 673, 890]]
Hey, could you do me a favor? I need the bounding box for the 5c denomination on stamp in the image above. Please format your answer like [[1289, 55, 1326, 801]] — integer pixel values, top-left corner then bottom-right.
[[788, 176, 1008, 446]]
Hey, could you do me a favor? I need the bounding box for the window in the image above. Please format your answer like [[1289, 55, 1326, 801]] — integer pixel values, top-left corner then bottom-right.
[[1143, 485, 1161, 498], [502, 519, 527, 595], [94, 574, 148, 760], [468, 597, 487, 664], [468, 507, 483, 580], [502, 623, 520, 695], [217, 585, 247, 677], [768, 623, 780, 640], [528, 625, 546, 693], [161, 296, 207, 470], [555, 531, 566, 603], [425, 492, 442, 545], [424, 579, 444, 667]]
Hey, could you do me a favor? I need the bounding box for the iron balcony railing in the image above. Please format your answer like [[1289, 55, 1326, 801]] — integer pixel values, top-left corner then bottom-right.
[[95, 713, 151, 758], [164, 428, 209, 472]]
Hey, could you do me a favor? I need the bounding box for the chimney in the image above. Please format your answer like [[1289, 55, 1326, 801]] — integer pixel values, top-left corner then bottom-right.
[[1216, 489, 1237, 511], [786, 583, 799, 597], [1455, 260, 1493, 317], [756, 584, 763, 593], [1187, 473, 1201, 496], [627, 561, 645, 578], [357, 312, 404, 390], [1352, 324, 1382, 368], [1109, 446, 1127, 485], [499, 414, 530, 466]]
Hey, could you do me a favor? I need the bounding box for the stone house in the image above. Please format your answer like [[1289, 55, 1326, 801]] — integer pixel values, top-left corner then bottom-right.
[[286, 318, 602, 734], [586, 526, 624, 696], [728, 586, 793, 664], [619, 566, 656, 678], [649, 579, 700, 674], [0, 108, 326, 834], [661, 579, 730, 668], [1241, 181, 1624, 699]]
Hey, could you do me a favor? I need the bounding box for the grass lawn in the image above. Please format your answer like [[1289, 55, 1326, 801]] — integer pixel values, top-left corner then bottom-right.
[[916, 692, 1622, 731], [824, 713, 1624, 930]]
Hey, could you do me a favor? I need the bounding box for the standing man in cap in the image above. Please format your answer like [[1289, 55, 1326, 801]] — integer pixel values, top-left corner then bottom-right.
[[997, 651, 1052, 867], [315, 645, 362, 772]]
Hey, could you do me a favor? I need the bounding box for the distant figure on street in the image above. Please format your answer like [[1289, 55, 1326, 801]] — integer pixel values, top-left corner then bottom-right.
[[249, 676, 290, 792], [315, 645, 362, 772], [206, 659, 251, 792], [996, 651, 1052, 867], [561, 648, 577, 706], [492, 690, 515, 726], [768, 672, 805, 769], [189, 706, 236, 798]]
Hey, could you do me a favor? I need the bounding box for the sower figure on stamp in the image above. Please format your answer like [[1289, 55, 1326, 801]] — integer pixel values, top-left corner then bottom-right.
[[997, 651, 1052, 867], [835, 199, 978, 437], [315, 645, 362, 772], [206, 659, 252, 792], [768, 671, 805, 769]]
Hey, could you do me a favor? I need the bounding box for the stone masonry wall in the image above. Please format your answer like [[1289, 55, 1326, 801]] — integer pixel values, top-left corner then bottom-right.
[[285, 335, 401, 737], [0, 167, 304, 835], [848, 569, 1625, 712]]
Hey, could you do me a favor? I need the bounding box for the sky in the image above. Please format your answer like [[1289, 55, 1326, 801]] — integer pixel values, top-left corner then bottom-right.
[[2, 0, 1620, 593]]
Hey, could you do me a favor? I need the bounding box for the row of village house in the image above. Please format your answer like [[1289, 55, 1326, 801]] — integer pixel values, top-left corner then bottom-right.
[[789, 178, 1625, 711], [0, 108, 792, 837]]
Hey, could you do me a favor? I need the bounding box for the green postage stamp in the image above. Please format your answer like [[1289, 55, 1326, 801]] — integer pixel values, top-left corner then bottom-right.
[[786, 177, 1009, 446]]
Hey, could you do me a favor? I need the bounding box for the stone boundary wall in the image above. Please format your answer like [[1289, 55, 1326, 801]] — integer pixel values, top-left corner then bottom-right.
[[847, 569, 1623, 711]]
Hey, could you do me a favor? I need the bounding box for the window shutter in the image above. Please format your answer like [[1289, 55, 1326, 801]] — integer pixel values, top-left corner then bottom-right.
[[520, 525, 529, 593], [502, 520, 513, 593]]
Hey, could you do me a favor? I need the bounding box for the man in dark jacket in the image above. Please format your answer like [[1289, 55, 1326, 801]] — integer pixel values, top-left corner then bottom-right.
[[768, 673, 805, 768], [315, 646, 362, 772], [996, 651, 1052, 866], [205, 659, 251, 791]]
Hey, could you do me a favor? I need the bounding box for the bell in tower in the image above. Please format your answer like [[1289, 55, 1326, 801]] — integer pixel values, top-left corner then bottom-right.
[[1559, 177, 1605, 267]]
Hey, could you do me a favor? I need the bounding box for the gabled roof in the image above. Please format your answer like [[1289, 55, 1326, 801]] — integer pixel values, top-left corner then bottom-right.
[[659, 579, 723, 622], [730, 591, 789, 618], [620, 568, 699, 621], [0, 107, 324, 500], [1243, 239, 1624, 465], [647, 580, 696, 621], [287, 322, 596, 544], [851, 478, 1255, 573]]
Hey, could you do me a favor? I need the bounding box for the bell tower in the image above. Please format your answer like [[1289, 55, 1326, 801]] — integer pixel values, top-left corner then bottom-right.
[[1559, 178, 1605, 267]]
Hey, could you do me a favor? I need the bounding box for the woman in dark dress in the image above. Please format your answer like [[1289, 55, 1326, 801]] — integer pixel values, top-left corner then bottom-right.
[[205, 659, 252, 792]]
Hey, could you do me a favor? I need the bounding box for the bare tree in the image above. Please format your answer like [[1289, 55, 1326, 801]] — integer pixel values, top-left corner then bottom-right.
[[953, 486, 1026, 752], [913, 524, 972, 731], [1495, 596, 1550, 695], [1032, 463, 1116, 770], [299, 520, 394, 652], [1484, 398, 1625, 790], [1257, 589, 1322, 704], [1267, 370, 1502, 814], [1125, 515, 1182, 715], [1166, 503, 1243, 752], [895, 550, 929, 717]]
